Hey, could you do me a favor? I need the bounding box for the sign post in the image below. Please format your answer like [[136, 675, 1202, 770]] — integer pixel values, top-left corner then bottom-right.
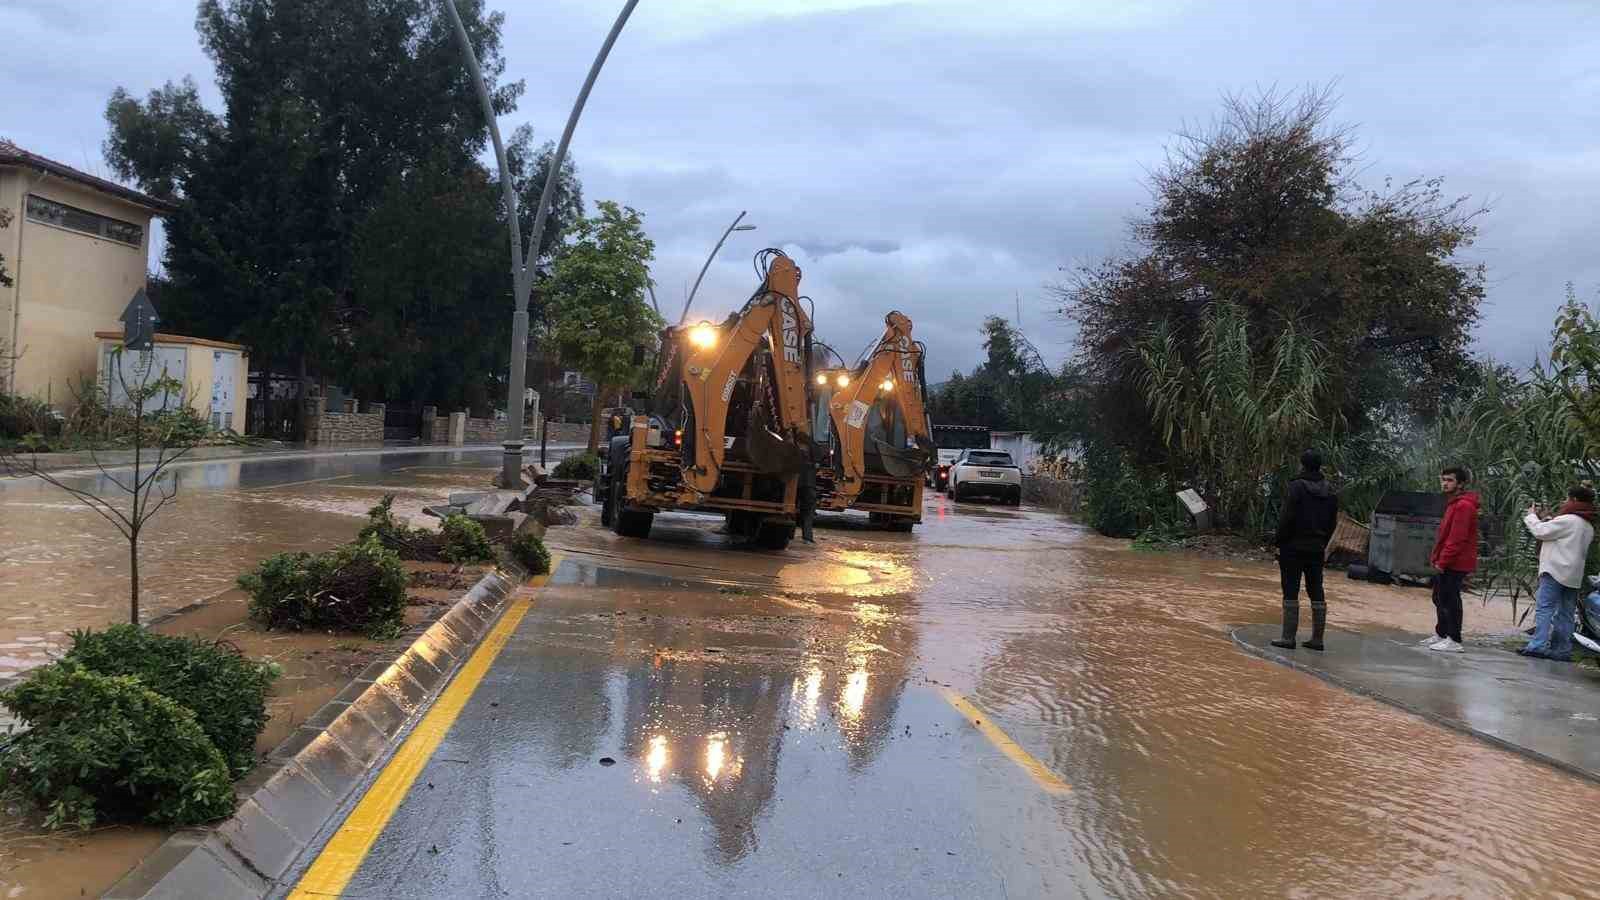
[[120, 288, 159, 352]]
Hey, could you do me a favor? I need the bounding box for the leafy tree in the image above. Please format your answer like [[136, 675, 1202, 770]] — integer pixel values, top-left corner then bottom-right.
[[545, 202, 663, 450], [1547, 283, 1600, 455], [103, 0, 523, 408], [927, 316, 1058, 430], [1052, 87, 1487, 535], [1056, 87, 1485, 455]]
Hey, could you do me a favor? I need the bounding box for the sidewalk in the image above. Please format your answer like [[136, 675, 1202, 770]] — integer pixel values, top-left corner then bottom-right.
[[1233, 623, 1600, 784], [2, 441, 587, 477]]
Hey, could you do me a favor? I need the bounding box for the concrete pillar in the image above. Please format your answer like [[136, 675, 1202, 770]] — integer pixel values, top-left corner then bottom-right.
[[449, 411, 467, 446], [302, 397, 323, 444], [420, 405, 438, 442]]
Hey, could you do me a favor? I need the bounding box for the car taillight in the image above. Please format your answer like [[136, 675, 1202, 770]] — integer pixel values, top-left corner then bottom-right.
[[939, 464, 949, 471], [673, 428, 683, 446]]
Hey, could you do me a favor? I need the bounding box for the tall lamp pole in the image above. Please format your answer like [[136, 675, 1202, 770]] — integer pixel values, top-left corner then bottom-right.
[[443, 0, 639, 488], [679, 211, 757, 324]]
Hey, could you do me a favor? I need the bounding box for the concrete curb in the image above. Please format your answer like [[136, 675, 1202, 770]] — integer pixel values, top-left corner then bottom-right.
[[1229, 626, 1600, 787], [104, 562, 530, 900]]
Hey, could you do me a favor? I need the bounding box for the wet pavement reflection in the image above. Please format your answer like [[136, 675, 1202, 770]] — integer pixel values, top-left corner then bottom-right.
[[0, 449, 512, 678], [336, 491, 1600, 898]]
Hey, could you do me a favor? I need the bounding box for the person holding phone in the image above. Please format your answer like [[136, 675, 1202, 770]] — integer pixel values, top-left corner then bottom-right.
[[1519, 485, 1597, 661]]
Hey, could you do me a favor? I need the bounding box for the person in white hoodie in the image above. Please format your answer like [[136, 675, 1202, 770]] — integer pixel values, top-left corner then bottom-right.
[[1519, 485, 1597, 661]]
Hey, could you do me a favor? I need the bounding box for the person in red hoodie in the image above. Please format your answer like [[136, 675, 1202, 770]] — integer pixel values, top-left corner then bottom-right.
[[1427, 465, 1480, 653]]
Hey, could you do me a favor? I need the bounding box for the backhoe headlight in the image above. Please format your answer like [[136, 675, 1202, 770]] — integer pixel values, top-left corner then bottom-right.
[[689, 323, 718, 349], [816, 373, 828, 386], [879, 378, 895, 392], [836, 374, 850, 388]]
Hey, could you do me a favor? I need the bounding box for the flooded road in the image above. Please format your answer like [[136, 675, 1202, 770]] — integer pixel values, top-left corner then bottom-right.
[[0, 448, 537, 679], [304, 493, 1600, 898]]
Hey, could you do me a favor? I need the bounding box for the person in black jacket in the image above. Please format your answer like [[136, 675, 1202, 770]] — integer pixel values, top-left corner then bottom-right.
[[1271, 449, 1340, 651]]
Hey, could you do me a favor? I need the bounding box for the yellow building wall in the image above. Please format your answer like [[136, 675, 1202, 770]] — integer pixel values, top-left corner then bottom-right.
[[0, 169, 21, 381], [10, 176, 153, 408]]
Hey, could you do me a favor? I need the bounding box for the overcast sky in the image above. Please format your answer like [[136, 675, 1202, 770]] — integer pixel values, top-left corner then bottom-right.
[[3, 0, 1597, 376]]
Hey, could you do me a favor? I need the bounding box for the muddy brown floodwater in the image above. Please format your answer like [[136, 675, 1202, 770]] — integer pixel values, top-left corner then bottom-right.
[[0, 456, 503, 679], [542, 496, 1600, 897], [857, 495, 1600, 898]]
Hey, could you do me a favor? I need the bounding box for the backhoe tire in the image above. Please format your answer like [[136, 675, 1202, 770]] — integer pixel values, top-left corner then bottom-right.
[[889, 517, 915, 533], [609, 468, 653, 539], [755, 520, 795, 550], [600, 478, 615, 527]]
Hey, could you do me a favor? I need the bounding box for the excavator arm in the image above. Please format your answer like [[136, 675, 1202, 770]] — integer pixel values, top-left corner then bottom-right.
[[675, 253, 813, 496], [825, 311, 936, 506]]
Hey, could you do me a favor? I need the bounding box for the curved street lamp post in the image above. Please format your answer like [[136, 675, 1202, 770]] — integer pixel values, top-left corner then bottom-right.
[[442, 0, 640, 487], [679, 212, 757, 325]]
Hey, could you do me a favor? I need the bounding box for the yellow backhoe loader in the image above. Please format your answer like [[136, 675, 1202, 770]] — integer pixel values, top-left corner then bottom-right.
[[597, 250, 815, 550], [810, 311, 936, 531]]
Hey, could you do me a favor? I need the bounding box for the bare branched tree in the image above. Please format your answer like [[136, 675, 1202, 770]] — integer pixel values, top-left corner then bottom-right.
[[0, 346, 202, 624]]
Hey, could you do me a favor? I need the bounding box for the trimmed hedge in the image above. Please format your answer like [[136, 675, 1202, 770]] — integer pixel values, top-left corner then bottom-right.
[[63, 624, 278, 776], [509, 530, 552, 575], [240, 536, 409, 639], [0, 665, 236, 829]]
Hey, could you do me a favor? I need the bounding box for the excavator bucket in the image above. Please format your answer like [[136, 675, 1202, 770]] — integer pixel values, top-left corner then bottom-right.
[[744, 399, 807, 475], [870, 433, 935, 479]]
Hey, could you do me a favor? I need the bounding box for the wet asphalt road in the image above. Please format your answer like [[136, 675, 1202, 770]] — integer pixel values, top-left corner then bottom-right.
[[11, 449, 1600, 896], [289, 492, 1600, 898]]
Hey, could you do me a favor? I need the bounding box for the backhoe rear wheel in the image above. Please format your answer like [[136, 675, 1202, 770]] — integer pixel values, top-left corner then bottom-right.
[[610, 468, 654, 539], [755, 520, 795, 550]]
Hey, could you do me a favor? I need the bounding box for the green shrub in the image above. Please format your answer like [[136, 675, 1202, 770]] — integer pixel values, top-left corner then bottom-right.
[[240, 537, 409, 639], [1081, 442, 1183, 538], [0, 392, 59, 441], [0, 665, 235, 829], [441, 514, 495, 563], [508, 530, 552, 575], [148, 404, 212, 446], [63, 624, 278, 776], [552, 452, 599, 481], [359, 494, 446, 561]]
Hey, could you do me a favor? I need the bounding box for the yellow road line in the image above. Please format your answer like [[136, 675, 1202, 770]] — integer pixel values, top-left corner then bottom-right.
[[289, 555, 564, 898], [941, 689, 1071, 796]]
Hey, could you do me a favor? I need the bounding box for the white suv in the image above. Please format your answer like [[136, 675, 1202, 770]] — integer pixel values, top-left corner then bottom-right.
[[945, 449, 1021, 505]]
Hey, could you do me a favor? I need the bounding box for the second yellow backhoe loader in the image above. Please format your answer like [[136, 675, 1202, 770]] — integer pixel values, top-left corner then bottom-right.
[[810, 311, 936, 531], [596, 250, 815, 550]]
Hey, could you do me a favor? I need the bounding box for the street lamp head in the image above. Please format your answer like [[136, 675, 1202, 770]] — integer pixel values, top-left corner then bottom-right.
[[732, 224, 757, 232]]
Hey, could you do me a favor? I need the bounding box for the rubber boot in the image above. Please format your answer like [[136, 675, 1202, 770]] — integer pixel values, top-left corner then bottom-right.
[[1270, 605, 1298, 649], [1303, 604, 1326, 651]]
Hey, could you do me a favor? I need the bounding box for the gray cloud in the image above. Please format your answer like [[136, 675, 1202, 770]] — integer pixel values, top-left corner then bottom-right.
[[3, 0, 1595, 377]]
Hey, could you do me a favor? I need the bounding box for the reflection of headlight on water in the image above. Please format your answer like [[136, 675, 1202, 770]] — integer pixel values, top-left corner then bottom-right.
[[647, 735, 669, 782], [790, 665, 824, 729], [705, 733, 726, 783], [841, 668, 869, 720]]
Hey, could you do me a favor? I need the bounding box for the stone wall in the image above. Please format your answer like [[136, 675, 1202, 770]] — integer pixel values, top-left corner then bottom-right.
[[1022, 474, 1080, 515], [542, 421, 592, 445], [463, 416, 499, 444], [306, 400, 385, 445]]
